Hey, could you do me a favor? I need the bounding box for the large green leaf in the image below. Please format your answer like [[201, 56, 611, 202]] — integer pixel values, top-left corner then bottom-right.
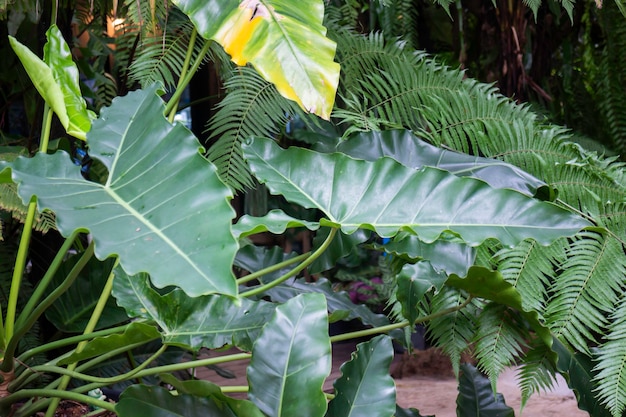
[[117, 384, 244, 417], [159, 375, 265, 417], [381, 232, 475, 276], [331, 130, 553, 199], [9, 25, 93, 140], [264, 277, 391, 328], [248, 293, 331, 417], [112, 268, 275, 352], [174, 0, 340, 119], [396, 261, 448, 325], [233, 245, 391, 327], [233, 209, 320, 239], [326, 335, 396, 417], [394, 406, 434, 417], [446, 266, 553, 349], [456, 363, 514, 417], [243, 138, 591, 246], [8, 86, 238, 297], [553, 338, 613, 417], [58, 322, 160, 365]]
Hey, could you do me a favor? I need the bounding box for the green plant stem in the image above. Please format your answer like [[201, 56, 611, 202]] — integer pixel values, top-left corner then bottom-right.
[[2, 103, 54, 369], [24, 345, 167, 386], [16, 324, 132, 366], [5, 390, 115, 413], [168, 28, 198, 122], [44, 266, 116, 417], [15, 229, 81, 330], [2, 198, 36, 350], [165, 38, 212, 120], [39, 104, 53, 154], [329, 295, 474, 343], [15, 356, 251, 417], [5, 241, 95, 371], [236, 252, 312, 285], [11, 340, 156, 392], [219, 385, 249, 393], [241, 228, 338, 298]]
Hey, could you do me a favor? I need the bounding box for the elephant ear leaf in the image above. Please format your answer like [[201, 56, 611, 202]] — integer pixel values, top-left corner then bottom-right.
[[9, 25, 93, 140], [248, 293, 331, 417], [8, 85, 238, 297], [243, 137, 591, 247], [173, 0, 340, 120], [326, 335, 396, 417], [456, 363, 514, 417]]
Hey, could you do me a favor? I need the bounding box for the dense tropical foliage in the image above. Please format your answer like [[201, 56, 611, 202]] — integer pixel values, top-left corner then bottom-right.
[[1, 1, 626, 416]]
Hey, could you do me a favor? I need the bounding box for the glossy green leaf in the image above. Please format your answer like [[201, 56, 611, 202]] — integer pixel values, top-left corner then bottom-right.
[[159, 375, 265, 417], [112, 268, 275, 352], [9, 25, 93, 140], [248, 293, 331, 417], [333, 130, 552, 199], [394, 405, 434, 417], [45, 257, 128, 332], [243, 138, 591, 247], [117, 384, 244, 417], [553, 338, 613, 417], [0, 162, 11, 183], [396, 261, 448, 325], [381, 232, 475, 276], [233, 209, 319, 239], [456, 363, 514, 417], [8, 86, 238, 297], [233, 245, 391, 328], [446, 266, 553, 349], [58, 322, 160, 365], [264, 277, 391, 328], [174, 0, 340, 119], [326, 335, 396, 417]]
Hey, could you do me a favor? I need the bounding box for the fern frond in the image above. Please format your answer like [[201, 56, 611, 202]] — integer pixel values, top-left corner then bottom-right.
[[324, 0, 361, 30], [373, 0, 420, 48], [596, 4, 626, 153], [517, 340, 559, 408], [426, 287, 481, 376], [545, 230, 625, 354], [206, 67, 305, 192], [0, 184, 57, 234], [92, 72, 118, 112], [493, 238, 566, 313], [333, 30, 427, 96], [472, 303, 530, 388], [594, 293, 626, 417], [128, 8, 209, 90]]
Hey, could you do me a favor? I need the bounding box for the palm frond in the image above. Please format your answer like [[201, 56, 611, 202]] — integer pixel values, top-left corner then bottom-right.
[[205, 66, 305, 192]]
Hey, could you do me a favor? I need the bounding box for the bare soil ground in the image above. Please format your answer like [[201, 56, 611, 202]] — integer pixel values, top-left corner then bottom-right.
[[198, 342, 590, 417]]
